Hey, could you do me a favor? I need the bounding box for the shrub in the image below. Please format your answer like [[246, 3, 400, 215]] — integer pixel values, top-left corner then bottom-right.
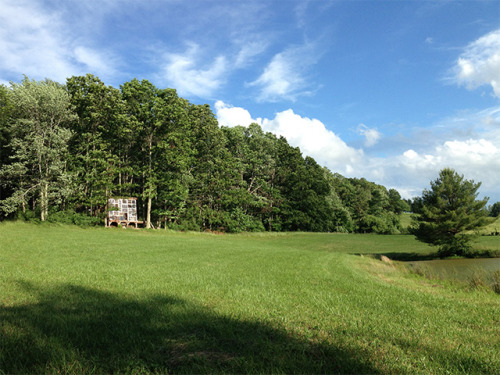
[[46, 210, 101, 227], [226, 208, 265, 233]]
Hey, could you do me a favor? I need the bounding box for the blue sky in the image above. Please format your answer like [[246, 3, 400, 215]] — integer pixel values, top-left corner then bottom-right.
[[1, 0, 500, 202]]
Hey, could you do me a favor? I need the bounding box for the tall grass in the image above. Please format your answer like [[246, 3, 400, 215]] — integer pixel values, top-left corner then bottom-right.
[[1, 222, 499, 374]]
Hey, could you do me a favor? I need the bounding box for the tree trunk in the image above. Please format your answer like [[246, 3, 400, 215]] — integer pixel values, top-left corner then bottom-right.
[[146, 196, 152, 229], [40, 183, 48, 221], [145, 138, 153, 229]]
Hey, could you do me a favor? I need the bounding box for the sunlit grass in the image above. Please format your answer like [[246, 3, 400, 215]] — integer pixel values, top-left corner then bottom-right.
[[399, 212, 413, 229], [1, 222, 499, 374], [476, 215, 500, 235]]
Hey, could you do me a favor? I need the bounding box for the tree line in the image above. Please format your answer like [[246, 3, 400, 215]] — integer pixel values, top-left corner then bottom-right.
[[0, 75, 410, 233]]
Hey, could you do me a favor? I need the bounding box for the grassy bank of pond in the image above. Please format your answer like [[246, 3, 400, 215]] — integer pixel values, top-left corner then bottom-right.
[[1, 222, 499, 374]]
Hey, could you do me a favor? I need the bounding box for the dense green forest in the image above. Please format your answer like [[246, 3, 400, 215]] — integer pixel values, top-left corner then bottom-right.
[[0, 75, 411, 233]]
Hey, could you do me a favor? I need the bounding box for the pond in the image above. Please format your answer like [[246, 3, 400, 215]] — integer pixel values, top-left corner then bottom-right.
[[407, 258, 500, 285]]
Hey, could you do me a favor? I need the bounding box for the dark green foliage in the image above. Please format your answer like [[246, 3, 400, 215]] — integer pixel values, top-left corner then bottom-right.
[[66, 74, 124, 218], [388, 189, 410, 214], [274, 138, 334, 231], [121, 79, 165, 228], [410, 168, 489, 256], [221, 124, 281, 232], [46, 209, 102, 226], [488, 201, 500, 217], [0, 75, 410, 232], [409, 196, 424, 214]]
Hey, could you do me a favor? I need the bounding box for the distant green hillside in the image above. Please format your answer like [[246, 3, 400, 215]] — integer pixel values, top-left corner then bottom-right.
[[402, 212, 500, 237], [476, 216, 500, 235], [399, 212, 413, 230]]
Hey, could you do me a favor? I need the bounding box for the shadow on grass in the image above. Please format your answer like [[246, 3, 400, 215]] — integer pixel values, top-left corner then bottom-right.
[[1, 281, 378, 374], [355, 250, 500, 261], [353, 252, 439, 261]]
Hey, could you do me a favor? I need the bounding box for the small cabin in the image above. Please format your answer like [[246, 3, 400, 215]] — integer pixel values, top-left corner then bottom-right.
[[107, 198, 143, 228]]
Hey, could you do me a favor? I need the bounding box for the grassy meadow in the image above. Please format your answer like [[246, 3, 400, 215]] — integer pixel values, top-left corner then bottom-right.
[[1, 222, 499, 374]]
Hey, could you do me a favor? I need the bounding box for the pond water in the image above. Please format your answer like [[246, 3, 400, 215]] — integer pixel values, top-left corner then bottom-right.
[[407, 258, 500, 284]]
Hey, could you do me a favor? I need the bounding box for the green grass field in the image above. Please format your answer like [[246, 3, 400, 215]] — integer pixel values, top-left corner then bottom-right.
[[1, 222, 499, 374]]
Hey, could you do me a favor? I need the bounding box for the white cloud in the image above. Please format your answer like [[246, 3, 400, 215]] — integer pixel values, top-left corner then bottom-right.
[[357, 124, 381, 147], [249, 43, 319, 102], [261, 109, 363, 171], [453, 28, 500, 98], [214, 101, 262, 127], [442, 139, 498, 162], [161, 44, 227, 98], [376, 138, 500, 199], [215, 102, 362, 173]]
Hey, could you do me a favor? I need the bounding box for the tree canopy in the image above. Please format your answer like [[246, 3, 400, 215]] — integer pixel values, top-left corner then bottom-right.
[[488, 202, 500, 217], [0, 75, 409, 233]]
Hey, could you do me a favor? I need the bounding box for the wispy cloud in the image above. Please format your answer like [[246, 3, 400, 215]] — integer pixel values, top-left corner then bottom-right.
[[357, 124, 381, 147], [234, 41, 269, 68], [0, 0, 73, 81], [0, 0, 120, 83], [160, 43, 227, 98], [452, 28, 500, 98], [73, 47, 118, 78], [249, 43, 320, 102]]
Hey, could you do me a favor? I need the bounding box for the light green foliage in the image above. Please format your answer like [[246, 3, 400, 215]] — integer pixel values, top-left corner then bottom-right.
[[0, 77, 75, 220], [0, 84, 13, 209], [328, 173, 403, 234], [411, 168, 490, 256]]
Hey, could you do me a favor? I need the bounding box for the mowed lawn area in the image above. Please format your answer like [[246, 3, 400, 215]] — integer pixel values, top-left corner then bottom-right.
[[1, 222, 499, 374]]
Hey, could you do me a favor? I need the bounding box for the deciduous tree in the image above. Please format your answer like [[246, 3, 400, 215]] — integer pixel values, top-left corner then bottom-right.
[[66, 74, 124, 217], [0, 77, 75, 220]]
